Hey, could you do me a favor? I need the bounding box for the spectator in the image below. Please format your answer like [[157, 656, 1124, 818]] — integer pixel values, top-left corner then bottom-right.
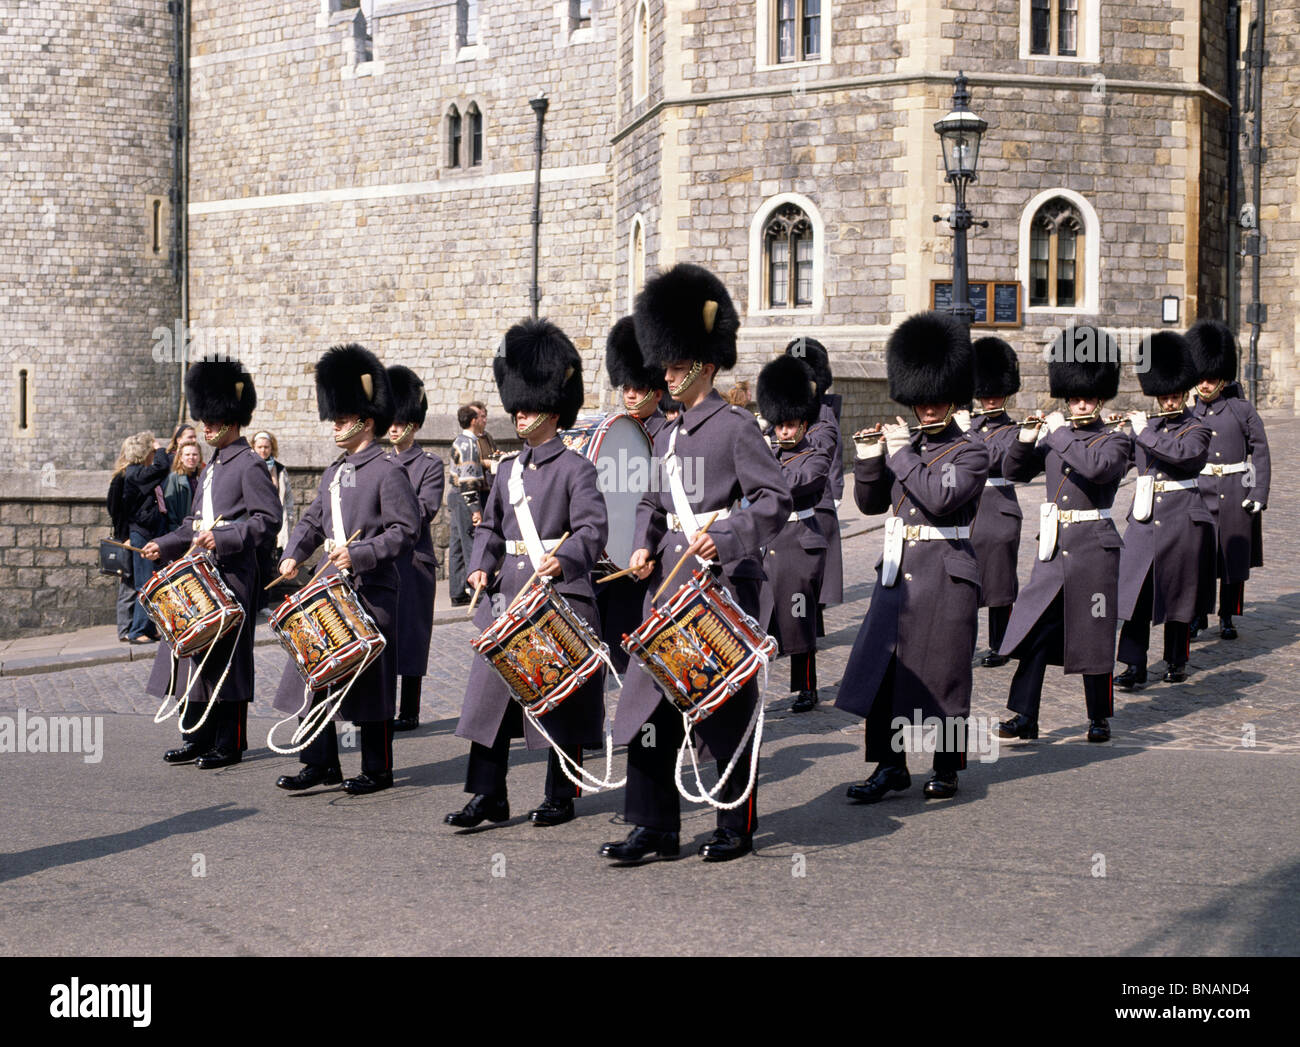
[[107, 435, 139, 641], [165, 423, 197, 466], [448, 403, 488, 605], [470, 400, 500, 490], [252, 430, 294, 609], [121, 432, 170, 642], [163, 441, 204, 531]]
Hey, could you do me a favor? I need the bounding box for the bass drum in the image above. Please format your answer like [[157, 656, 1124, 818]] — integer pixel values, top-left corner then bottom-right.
[[560, 411, 654, 572]]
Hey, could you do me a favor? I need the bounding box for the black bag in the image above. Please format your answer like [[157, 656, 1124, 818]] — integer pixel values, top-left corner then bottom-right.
[[98, 537, 132, 580]]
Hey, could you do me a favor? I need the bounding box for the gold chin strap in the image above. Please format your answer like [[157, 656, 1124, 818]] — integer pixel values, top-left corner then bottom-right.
[[915, 405, 956, 435], [670, 360, 703, 399], [628, 388, 656, 414], [1197, 380, 1226, 401], [205, 424, 230, 446], [388, 422, 415, 447], [519, 412, 555, 437], [334, 418, 366, 445]]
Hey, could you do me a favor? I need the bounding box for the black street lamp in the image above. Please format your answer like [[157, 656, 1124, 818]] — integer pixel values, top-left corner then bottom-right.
[[933, 73, 987, 329]]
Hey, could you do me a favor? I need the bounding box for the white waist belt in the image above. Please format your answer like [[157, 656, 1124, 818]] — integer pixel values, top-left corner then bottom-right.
[[985, 478, 1013, 488], [1154, 479, 1198, 493], [903, 525, 971, 541], [506, 538, 563, 556], [1201, 461, 1248, 476], [668, 508, 730, 532], [788, 508, 816, 522], [1055, 508, 1113, 524]]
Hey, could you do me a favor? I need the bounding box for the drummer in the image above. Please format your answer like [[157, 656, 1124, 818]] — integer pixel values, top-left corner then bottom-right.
[[597, 316, 669, 672], [141, 357, 281, 769], [272, 344, 421, 795], [603, 263, 792, 865], [446, 319, 610, 830], [757, 355, 834, 713]]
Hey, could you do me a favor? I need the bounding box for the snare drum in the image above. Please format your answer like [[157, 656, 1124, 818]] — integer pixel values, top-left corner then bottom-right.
[[559, 412, 654, 572], [270, 571, 385, 691], [139, 549, 244, 658], [471, 579, 608, 718], [622, 570, 777, 724]]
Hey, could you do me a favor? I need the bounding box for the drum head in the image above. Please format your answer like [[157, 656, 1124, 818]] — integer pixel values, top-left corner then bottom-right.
[[584, 413, 654, 570]]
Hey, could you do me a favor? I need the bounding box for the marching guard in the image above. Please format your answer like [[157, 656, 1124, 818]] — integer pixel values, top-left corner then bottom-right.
[[995, 328, 1132, 744], [962, 336, 1024, 667], [386, 365, 446, 731], [757, 355, 834, 713], [836, 313, 988, 801], [143, 358, 282, 768], [1115, 332, 1212, 688], [1185, 319, 1271, 640], [603, 263, 792, 863], [446, 319, 609, 830], [272, 344, 420, 794]]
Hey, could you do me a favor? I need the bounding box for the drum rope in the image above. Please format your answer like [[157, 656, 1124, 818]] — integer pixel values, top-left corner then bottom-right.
[[152, 604, 243, 734], [266, 659, 369, 756], [673, 663, 767, 810], [522, 643, 626, 792]]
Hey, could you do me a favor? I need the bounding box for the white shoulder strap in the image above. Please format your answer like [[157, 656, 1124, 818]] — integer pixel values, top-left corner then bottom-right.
[[507, 454, 546, 569], [199, 460, 216, 531], [664, 425, 701, 539], [328, 466, 347, 547]]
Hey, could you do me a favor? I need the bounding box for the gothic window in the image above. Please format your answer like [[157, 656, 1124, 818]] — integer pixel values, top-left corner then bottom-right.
[[447, 106, 462, 168], [764, 204, 814, 309], [467, 103, 483, 167], [775, 0, 821, 63], [629, 216, 646, 309], [353, 9, 373, 64], [1029, 198, 1084, 308], [633, 1, 649, 102], [457, 0, 479, 48]]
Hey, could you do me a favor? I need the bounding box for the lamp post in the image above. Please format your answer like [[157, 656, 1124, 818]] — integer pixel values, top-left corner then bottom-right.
[[933, 73, 987, 329], [529, 94, 549, 319]]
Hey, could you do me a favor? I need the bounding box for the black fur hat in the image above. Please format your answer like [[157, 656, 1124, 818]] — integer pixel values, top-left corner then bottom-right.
[[972, 337, 1021, 399], [886, 311, 973, 407], [1047, 326, 1120, 400], [1186, 318, 1237, 383], [634, 263, 739, 373], [784, 337, 832, 397], [757, 355, 820, 426], [1138, 331, 1196, 397], [605, 316, 667, 393], [387, 365, 428, 428], [494, 318, 585, 430], [316, 343, 395, 433], [185, 358, 256, 427]]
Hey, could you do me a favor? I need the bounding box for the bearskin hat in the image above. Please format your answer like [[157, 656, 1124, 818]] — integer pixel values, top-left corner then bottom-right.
[[316, 343, 395, 434], [185, 358, 256, 428], [605, 316, 667, 393], [387, 365, 428, 428], [757, 355, 820, 427], [1186, 318, 1238, 383], [885, 311, 974, 407], [784, 336, 833, 397], [1047, 326, 1121, 401], [972, 336, 1021, 399], [1138, 331, 1196, 397], [494, 318, 585, 430], [633, 263, 739, 373]]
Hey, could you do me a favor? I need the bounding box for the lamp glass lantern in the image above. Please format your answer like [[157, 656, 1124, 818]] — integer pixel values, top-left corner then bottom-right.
[[934, 107, 988, 184]]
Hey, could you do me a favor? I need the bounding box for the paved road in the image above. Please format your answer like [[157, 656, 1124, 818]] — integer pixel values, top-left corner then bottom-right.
[[3, 415, 1297, 955]]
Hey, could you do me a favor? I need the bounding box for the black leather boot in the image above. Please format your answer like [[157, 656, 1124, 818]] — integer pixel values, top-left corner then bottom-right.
[[445, 793, 509, 827], [599, 826, 681, 862], [995, 713, 1038, 739], [1116, 664, 1148, 691], [698, 828, 753, 862], [845, 764, 911, 803], [1087, 719, 1111, 743], [790, 689, 819, 713], [276, 764, 343, 791], [527, 798, 575, 826]]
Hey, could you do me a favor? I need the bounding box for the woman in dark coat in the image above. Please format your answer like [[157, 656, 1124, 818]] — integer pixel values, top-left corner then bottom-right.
[[757, 355, 833, 713], [1116, 332, 1212, 688], [963, 336, 1024, 667], [1185, 319, 1271, 640], [836, 312, 989, 801], [995, 328, 1133, 744], [447, 320, 608, 830], [121, 433, 170, 642], [385, 366, 445, 732]]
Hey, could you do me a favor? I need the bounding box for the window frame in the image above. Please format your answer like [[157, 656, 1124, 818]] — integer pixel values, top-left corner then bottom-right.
[[446, 105, 462, 169], [748, 192, 824, 316], [755, 0, 830, 72], [1018, 188, 1100, 315], [1021, 0, 1098, 62], [632, 0, 650, 104]]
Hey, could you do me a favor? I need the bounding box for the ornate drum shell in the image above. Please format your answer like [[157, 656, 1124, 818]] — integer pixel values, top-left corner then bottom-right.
[[139, 549, 244, 658], [270, 572, 385, 691]]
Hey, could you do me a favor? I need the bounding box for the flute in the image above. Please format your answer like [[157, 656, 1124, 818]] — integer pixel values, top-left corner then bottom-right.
[[852, 423, 942, 443]]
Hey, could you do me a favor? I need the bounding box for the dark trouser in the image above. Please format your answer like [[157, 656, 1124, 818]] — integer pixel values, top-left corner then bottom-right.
[[987, 605, 1011, 652], [128, 528, 158, 639], [1220, 579, 1244, 619], [1007, 596, 1113, 722], [1117, 569, 1191, 668], [116, 578, 137, 639], [465, 700, 582, 802], [255, 541, 278, 612], [815, 604, 826, 639], [790, 650, 817, 692], [625, 697, 758, 836], [299, 703, 393, 777], [865, 657, 965, 773], [399, 675, 422, 721], [447, 495, 474, 601], [180, 697, 248, 754]]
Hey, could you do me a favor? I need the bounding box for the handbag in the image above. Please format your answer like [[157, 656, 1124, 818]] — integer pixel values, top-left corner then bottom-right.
[[98, 537, 132, 579]]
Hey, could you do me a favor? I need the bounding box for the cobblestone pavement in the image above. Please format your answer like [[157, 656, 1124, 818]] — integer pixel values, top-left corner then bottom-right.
[[3, 415, 1297, 759]]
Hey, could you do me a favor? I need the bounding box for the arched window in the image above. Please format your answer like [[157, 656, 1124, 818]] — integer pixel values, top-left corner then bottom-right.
[[446, 105, 462, 168], [764, 204, 814, 309], [633, 2, 650, 103], [467, 103, 483, 166], [1028, 197, 1084, 308], [628, 215, 646, 310]]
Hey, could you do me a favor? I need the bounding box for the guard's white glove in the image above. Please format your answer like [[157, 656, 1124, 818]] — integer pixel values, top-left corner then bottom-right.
[[1045, 410, 1067, 433], [1018, 420, 1040, 443], [1242, 499, 1264, 514], [882, 422, 911, 457], [854, 437, 883, 460], [1129, 410, 1149, 434], [953, 408, 972, 433]]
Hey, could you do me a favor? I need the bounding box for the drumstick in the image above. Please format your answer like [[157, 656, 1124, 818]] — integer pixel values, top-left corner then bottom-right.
[[653, 511, 720, 604], [187, 515, 224, 551], [266, 529, 363, 592], [512, 532, 572, 605], [596, 560, 656, 585], [466, 581, 486, 617], [105, 537, 147, 554]]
